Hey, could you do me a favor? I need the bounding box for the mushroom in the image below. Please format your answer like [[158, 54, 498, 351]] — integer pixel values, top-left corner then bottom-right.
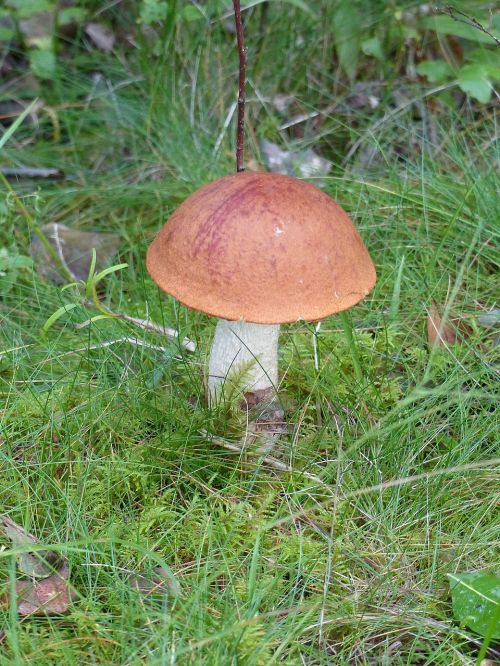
[[146, 171, 376, 407]]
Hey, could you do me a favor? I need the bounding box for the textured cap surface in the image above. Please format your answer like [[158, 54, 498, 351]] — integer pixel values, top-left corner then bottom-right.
[[147, 171, 376, 324]]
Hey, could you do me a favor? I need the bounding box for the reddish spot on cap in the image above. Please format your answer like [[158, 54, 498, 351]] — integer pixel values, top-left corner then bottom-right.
[[146, 171, 376, 323]]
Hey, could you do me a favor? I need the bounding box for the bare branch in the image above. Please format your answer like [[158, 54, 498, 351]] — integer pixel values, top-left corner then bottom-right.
[[233, 0, 246, 172], [201, 429, 329, 487], [0, 167, 65, 179], [81, 300, 196, 352], [440, 5, 500, 46]]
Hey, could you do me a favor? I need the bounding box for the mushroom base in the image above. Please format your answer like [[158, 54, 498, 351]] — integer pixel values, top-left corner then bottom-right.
[[207, 319, 280, 407]]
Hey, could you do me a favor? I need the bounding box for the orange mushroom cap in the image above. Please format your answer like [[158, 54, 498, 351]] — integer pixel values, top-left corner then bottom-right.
[[146, 171, 376, 324]]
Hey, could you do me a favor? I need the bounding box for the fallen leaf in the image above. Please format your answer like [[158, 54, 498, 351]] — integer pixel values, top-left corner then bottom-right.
[[19, 12, 54, 48], [85, 22, 115, 52], [246, 158, 263, 172], [127, 566, 181, 598], [0, 515, 63, 579], [0, 99, 44, 126], [427, 304, 457, 347], [260, 139, 332, 182], [476, 309, 500, 328], [272, 93, 294, 114], [30, 223, 121, 283], [14, 562, 75, 616], [0, 166, 64, 179]]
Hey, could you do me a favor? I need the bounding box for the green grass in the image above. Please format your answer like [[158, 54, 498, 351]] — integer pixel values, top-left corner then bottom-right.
[[1, 4, 499, 664]]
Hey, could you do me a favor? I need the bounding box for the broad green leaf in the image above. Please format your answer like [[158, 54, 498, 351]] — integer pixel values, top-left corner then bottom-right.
[[0, 25, 15, 41], [448, 572, 500, 639], [42, 303, 78, 336], [28, 35, 53, 51], [361, 36, 383, 60], [85, 248, 98, 299], [60, 282, 81, 292], [0, 253, 33, 271], [421, 15, 500, 45], [77, 315, 116, 328], [29, 48, 56, 79], [93, 262, 128, 285], [273, 0, 314, 14], [458, 64, 492, 103], [180, 5, 203, 21], [139, 0, 168, 24], [332, 5, 361, 80], [403, 25, 418, 40], [57, 7, 86, 26], [416, 59, 454, 83], [5, 0, 53, 19], [244, 0, 316, 16], [468, 49, 500, 80]]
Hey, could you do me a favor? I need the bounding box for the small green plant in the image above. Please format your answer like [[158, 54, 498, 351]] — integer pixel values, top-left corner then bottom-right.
[[42, 250, 128, 336], [417, 13, 500, 103], [327, 2, 499, 104], [0, 247, 33, 296], [448, 572, 500, 662], [1, 0, 86, 79]]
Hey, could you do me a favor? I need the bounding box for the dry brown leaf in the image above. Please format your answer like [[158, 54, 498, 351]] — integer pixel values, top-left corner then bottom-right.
[[477, 308, 500, 328], [245, 158, 262, 172], [0, 515, 63, 579], [127, 566, 181, 598], [19, 12, 54, 47], [14, 563, 75, 616], [259, 139, 332, 181], [427, 304, 457, 347], [84, 22, 115, 52], [30, 223, 120, 284], [0, 517, 75, 616]]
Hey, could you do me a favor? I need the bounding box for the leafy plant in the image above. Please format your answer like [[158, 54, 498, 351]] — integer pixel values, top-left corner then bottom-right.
[[417, 50, 500, 103], [1, 0, 87, 79], [42, 251, 128, 335], [332, 3, 362, 80], [0, 248, 33, 296], [326, 2, 500, 104], [417, 10, 500, 103], [421, 14, 500, 45], [448, 572, 500, 639]]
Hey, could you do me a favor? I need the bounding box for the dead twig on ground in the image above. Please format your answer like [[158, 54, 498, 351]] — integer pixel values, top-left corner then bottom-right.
[[440, 6, 500, 47], [79, 301, 196, 352]]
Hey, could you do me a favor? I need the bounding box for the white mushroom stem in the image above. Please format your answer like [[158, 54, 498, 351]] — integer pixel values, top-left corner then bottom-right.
[[208, 319, 280, 406]]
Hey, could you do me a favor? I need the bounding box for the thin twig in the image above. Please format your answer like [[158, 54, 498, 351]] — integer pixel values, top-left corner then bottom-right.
[[0, 167, 65, 179], [278, 103, 338, 131], [343, 83, 453, 164], [440, 6, 500, 47], [212, 100, 238, 156], [253, 456, 500, 536], [201, 429, 329, 487], [81, 300, 196, 352], [303, 612, 500, 656], [60, 336, 171, 358], [344, 457, 500, 499], [51, 223, 73, 279], [233, 0, 246, 172]]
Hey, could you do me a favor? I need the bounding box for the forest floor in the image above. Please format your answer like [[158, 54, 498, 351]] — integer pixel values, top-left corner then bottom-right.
[[0, 3, 499, 664]]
